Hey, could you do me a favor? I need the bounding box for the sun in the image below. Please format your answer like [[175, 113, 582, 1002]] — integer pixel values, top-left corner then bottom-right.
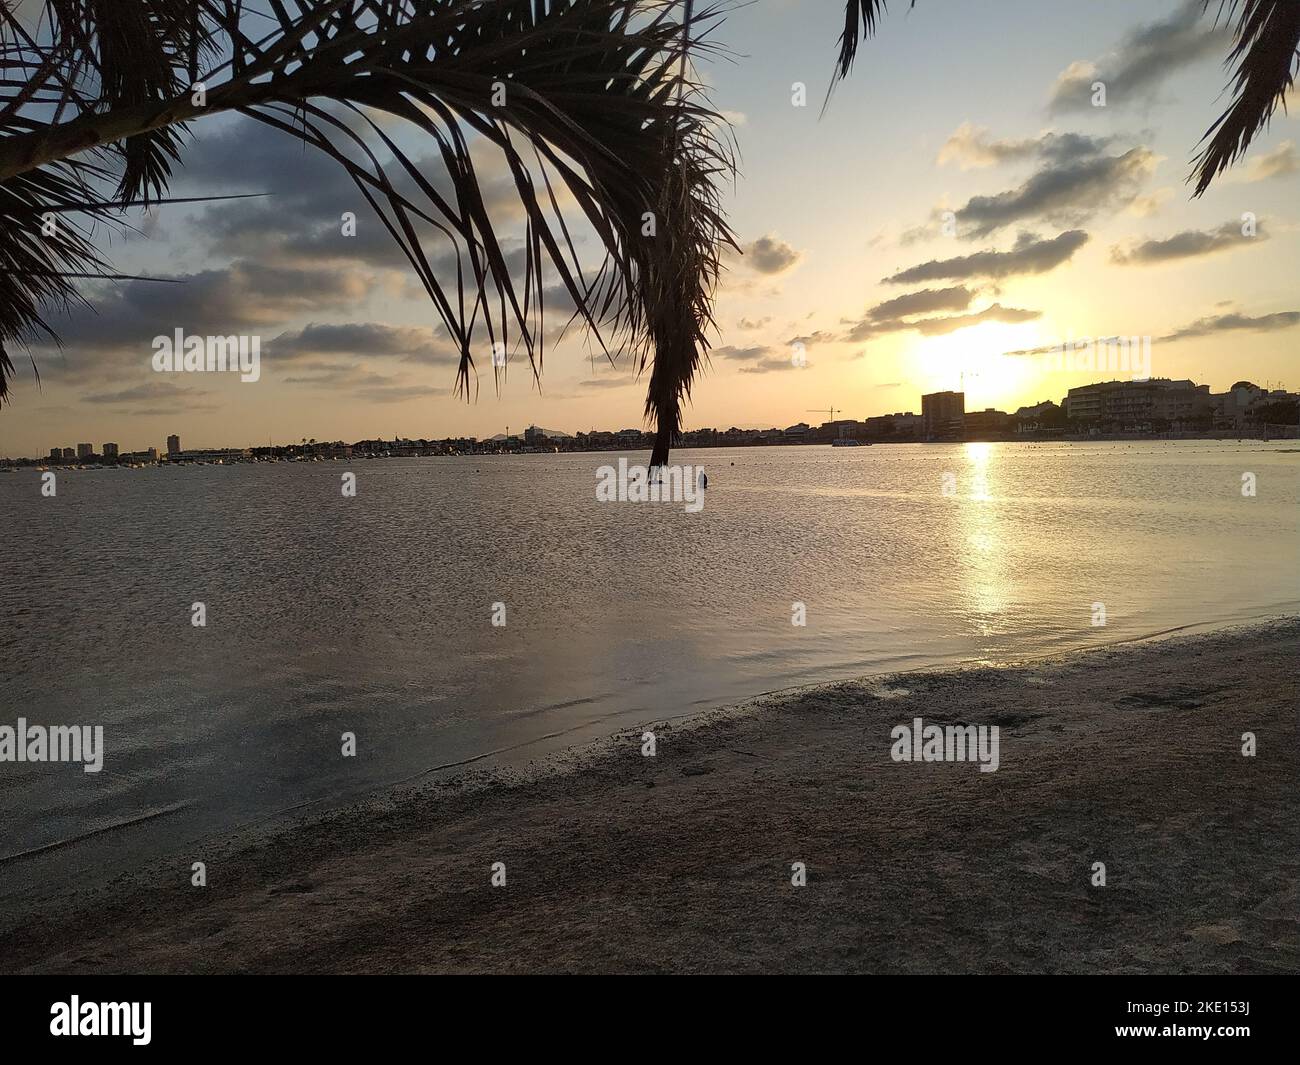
[[909, 321, 1044, 409]]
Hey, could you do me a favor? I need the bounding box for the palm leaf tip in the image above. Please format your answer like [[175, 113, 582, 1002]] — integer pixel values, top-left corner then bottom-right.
[[834, 0, 914, 81], [1191, 0, 1300, 196]]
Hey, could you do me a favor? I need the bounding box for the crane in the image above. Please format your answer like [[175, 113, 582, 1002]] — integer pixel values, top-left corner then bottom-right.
[[807, 407, 839, 423]]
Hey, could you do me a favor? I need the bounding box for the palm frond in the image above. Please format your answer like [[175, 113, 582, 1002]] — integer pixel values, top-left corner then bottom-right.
[[1191, 0, 1300, 196], [0, 0, 737, 458], [832, 0, 908, 82]]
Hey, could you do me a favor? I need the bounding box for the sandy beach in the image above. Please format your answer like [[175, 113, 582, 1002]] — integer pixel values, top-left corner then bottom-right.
[[4, 619, 1297, 974]]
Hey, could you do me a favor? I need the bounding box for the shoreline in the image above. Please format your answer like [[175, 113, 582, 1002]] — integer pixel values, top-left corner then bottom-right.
[[6, 435, 1299, 469], [4, 618, 1297, 974]]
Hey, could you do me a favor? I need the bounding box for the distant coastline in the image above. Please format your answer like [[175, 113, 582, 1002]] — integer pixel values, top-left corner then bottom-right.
[[4, 426, 1297, 469]]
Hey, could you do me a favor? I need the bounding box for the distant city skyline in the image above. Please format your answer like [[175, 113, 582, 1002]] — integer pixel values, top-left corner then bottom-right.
[[13, 372, 1296, 462]]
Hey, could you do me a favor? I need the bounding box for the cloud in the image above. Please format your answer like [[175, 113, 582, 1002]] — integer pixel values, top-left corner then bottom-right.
[[1230, 140, 1299, 183], [276, 364, 446, 402], [578, 375, 637, 390], [1160, 310, 1300, 342], [1048, 0, 1227, 113], [354, 381, 441, 404], [955, 147, 1156, 237], [739, 356, 806, 374], [28, 259, 380, 385], [266, 322, 460, 365], [1128, 187, 1174, 217], [711, 345, 772, 363], [909, 303, 1040, 335], [937, 124, 1114, 170], [79, 381, 217, 415], [845, 302, 1039, 342], [938, 123, 1037, 169], [736, 316, 772, 330], [709, 344, 804, 373], [883, 230, 1090, 284], [786, 330, 837, 347], [742, 234, 803, 275], [1110, 219, 1266, 265], [865, 286, 974, 319]]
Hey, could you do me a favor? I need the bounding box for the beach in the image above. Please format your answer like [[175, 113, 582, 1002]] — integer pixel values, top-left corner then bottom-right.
[[3, 619, 1297, 974]]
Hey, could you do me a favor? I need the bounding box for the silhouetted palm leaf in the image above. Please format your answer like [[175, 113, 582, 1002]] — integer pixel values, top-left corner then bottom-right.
[[0, 0, 737, 464], [1192, 0, 1300, 196]]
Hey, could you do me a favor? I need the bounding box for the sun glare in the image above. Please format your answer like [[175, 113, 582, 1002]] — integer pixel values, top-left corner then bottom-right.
[[911, 322, 1042, 409]]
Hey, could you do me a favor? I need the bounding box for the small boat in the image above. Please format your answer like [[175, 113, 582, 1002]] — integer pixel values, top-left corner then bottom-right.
[[831, 438, 869, 447]]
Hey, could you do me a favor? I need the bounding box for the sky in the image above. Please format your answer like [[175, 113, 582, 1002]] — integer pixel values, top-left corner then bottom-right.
[[3, 0, 1299, 456]]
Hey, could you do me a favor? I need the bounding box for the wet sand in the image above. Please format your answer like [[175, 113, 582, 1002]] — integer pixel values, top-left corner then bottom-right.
[[4, 619, 1297, 974]]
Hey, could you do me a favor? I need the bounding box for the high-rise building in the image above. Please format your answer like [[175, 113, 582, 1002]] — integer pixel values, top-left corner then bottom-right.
[[167, 434, 181, 455], [61, 447, 75, 460], [48, 447, 60, 459], [103, 442, 119, 459], [76, 443, 93, 459], [921, 391, 965, 440]]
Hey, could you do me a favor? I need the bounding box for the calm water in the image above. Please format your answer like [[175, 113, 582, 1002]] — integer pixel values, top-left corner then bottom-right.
[[2, 441, 1297, 917]]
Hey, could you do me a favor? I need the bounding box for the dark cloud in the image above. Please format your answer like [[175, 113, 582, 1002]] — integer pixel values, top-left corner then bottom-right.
[[708, 344, 804, 373], [711, 345, 772, 362], [938, 124, 1116, 170], [910, 303, 1040, 335], [578, 375, 637, 390], [785, 330, 836, 347], [22, 260, 380, 398], [845, 302, 1039, 342], [354, 382, 441, 404], [1048, 0, 1227, 113], [275, 364, 447, 402], [883, 230, 1089, 284], [739, 356, 806, 374], [79, 381, 217, 416], [1110, 220, 1266, 265], [1161, 310, 1300, 342], [866, 286, 974, 319], [956, 148, 1154, 237], [267, 322, 460, 365], [742, 235, 803, 275]]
